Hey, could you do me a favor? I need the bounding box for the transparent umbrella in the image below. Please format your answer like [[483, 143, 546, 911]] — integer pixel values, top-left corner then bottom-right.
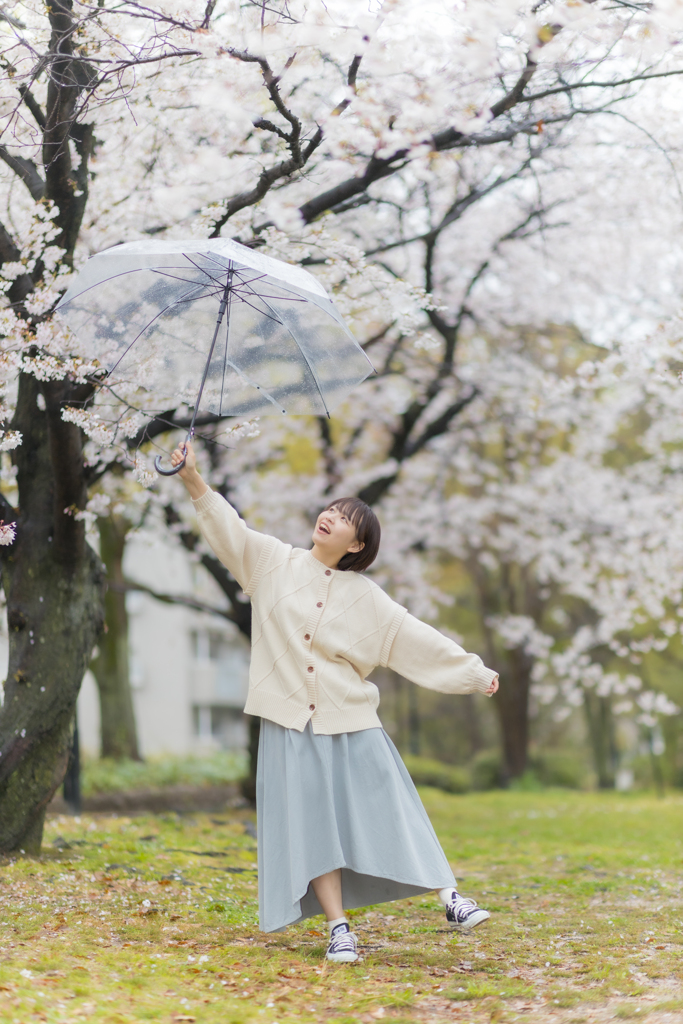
[[56, 237, 374, 474]]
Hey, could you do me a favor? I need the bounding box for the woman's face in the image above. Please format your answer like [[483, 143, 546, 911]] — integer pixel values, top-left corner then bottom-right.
[[312, 506, 363, 564]]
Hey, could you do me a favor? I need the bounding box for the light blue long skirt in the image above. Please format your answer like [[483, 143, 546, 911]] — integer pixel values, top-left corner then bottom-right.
[[256, 720, 456, 933]]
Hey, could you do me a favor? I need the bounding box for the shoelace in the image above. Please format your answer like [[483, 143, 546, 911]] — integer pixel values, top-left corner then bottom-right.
[[448, 895, 479, 921], [328, 929, 357, 953]]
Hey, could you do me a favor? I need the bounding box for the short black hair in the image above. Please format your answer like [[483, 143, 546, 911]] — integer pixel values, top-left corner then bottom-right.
[[322, 497, 381, 573]]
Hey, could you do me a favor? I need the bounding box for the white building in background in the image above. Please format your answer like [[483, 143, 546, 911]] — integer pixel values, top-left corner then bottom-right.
[[77, 530, 251, 758]]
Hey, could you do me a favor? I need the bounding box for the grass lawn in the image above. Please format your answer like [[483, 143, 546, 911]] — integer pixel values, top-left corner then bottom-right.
[[0, 790, 681, 1023]]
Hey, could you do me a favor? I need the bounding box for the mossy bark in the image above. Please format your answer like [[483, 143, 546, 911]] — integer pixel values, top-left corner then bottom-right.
[[90, 515, 140, 761], [0, 373, 105, 853], [0, 0, 104, 851]]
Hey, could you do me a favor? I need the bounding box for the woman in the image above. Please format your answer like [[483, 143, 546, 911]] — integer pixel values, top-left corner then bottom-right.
[[172, 442, 499, 962]]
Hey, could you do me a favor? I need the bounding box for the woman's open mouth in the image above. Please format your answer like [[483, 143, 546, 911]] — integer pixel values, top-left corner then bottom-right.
[[318, 522, 331, 535]]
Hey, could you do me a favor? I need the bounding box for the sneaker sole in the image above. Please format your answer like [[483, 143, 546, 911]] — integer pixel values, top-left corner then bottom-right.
[[326, 951, 359, 962], [448, 909, 490, 931]]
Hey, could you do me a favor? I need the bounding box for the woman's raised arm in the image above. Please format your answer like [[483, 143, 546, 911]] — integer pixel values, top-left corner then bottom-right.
[[171, 441, 277, 593], [172, 441, 208, 501]]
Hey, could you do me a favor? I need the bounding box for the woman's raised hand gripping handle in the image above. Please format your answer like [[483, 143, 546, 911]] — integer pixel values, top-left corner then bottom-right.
[[170, 441, 209, 501]]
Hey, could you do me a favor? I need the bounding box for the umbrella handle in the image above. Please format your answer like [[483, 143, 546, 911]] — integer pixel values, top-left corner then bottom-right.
[[154, 452, 185, 476], [154, 435, 192, 477]]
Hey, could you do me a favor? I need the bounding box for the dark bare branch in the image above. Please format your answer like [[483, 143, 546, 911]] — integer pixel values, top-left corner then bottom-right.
[[0, 222, 20, 267], [357, 198, 562, 509], [79, 48, 200, 66], [18, 85, 46, 129], [0, 221, 35, 305], [424, 202, 562, 362], [0, 146, 46, 201], [115, 579, 233, 622], [361, 323, 395, 351], [163, 502, 252, 639], [201, 0, 218, 29], [299, 151, 410, 224], [490, 53, 539, 118], [405, 386, 479, 459], [317, 416, 341, 495], [298, 78, 632, 225], [252, 116, 291, 143], [522, 67, 683, 106], [225, 48, 300, 132], [365, 157, 535, 257], [331, 53, 362, 117], [209, 125, 323, 236]]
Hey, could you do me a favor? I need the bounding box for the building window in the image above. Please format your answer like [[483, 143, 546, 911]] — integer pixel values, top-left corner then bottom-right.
[[192, 705, 247, 750], [191, 629, 249, 707]]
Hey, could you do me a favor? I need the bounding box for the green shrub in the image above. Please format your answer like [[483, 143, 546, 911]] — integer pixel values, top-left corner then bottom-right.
[[509, 769, 544, 792], [470, 749, 588, 792], [81, 751, 248, 796], [402, 755, 471, 793], [471, 749, 504, 790], [403, 748, 588, 795], [532, 750, 589, 789]]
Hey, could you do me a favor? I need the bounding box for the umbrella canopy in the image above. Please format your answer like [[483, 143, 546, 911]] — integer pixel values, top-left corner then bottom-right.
[[56, 237, 374, 424]]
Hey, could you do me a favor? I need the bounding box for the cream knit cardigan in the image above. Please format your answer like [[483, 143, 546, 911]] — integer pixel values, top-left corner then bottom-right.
[[193, 489, 498, 734]]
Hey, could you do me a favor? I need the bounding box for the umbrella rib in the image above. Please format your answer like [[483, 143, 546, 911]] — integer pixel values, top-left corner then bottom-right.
[[230, 293, 285, 325], [237, 290, 307, 303], [180, 253, 241, 285], [107, 285, 208, 377], [223, 357, 286, 414], [151, 269, 221, 289], [235, 279, 331, 417], [233, 269, 267, 284], [186, 253, 270, 286], [182, 251, 251, 282], [231, 268, 308, 302], [255, 291, 331, 419]]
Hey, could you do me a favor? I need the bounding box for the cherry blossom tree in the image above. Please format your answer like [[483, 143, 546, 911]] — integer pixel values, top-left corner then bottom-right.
[[417, 325, 683, 782], [1, 0, 683, 848]]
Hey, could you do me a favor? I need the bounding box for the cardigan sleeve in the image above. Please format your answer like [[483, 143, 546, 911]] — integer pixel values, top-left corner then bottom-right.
[[384, 610, 497, 695], [192, 489, 280, 594]]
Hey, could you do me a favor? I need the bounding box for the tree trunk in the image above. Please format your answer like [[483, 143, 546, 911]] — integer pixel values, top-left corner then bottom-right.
[[0, 373, 105, 853], [91, 515, 140, 760], [62, 720, 81, 813], [493, 648, 532, 783], [241, 715, 260, 803], [583, 691, 616, 789], [461, 694, 483, 759]]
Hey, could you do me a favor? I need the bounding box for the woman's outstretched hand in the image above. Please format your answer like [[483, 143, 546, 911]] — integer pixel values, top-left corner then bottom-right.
[[486, 675, 499, 696], [171, 439, 196, 474], [170, 441, 208, 501]]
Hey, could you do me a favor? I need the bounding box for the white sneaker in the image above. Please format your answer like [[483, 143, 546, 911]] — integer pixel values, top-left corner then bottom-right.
[[445, 891, 490, 931], [326, 922, 359, 962]]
